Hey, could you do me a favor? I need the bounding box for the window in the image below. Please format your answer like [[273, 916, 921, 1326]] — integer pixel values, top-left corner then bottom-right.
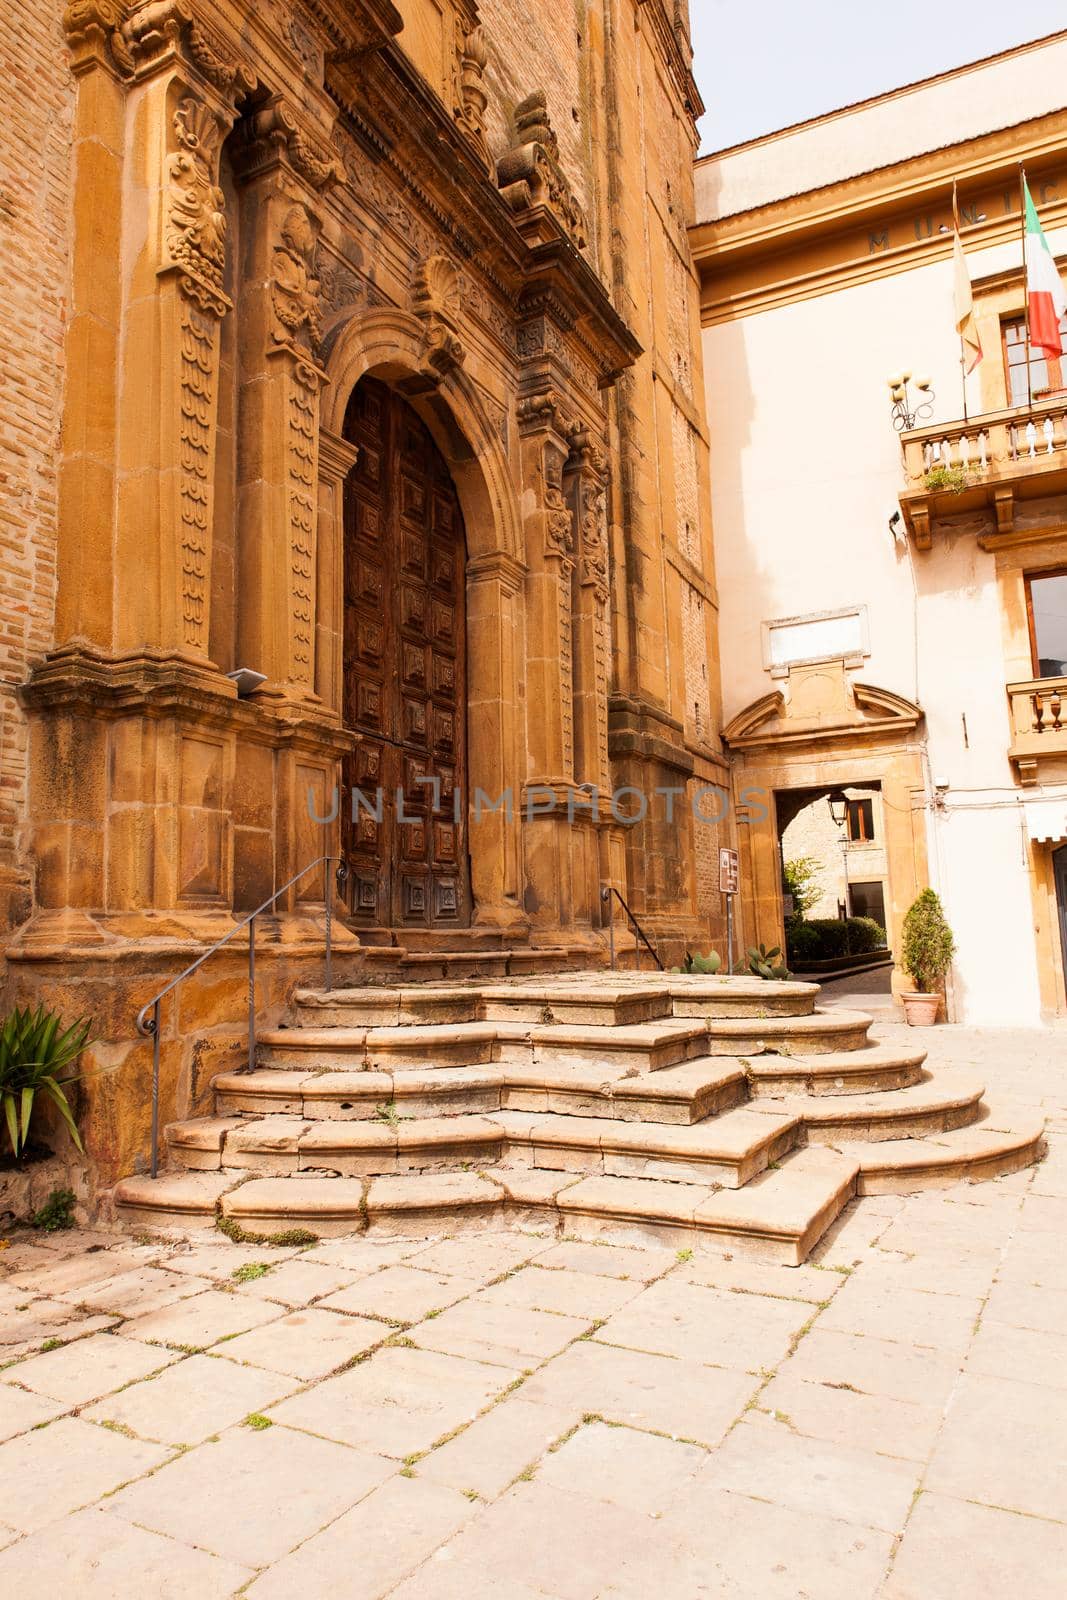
[[847, 798, 875, 843], [1027, 570, 1067, 679], [1002, 316, 1067, 407]]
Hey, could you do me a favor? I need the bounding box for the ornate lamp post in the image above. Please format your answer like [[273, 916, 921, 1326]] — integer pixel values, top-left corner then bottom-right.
[[888, 371, 935, 431], [827, 790, 851, 919]]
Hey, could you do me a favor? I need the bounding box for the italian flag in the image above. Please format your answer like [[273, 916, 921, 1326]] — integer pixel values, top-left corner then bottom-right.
[[1024, 175, 1067, 359]]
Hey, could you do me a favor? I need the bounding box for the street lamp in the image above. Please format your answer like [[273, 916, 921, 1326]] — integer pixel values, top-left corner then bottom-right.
[[887, 371, 935, 432], [827, 791, 851, 919]]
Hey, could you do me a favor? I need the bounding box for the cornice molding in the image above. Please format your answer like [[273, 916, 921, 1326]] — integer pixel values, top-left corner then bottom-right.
[[693, 110, 1067, 324]]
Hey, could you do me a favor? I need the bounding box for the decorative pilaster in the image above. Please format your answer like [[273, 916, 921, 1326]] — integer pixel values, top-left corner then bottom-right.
[[567, 428, 612, 791], [233, 95, 342, 701], [107, 4, 254, 665], [518, 392, 577, 783]]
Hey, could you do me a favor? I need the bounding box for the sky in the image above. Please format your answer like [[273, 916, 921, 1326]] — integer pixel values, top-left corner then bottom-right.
[[691, 1, 1067, 154]]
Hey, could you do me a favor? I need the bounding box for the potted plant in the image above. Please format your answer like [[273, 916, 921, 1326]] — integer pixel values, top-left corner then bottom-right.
[[900, 889, 955, 1025]]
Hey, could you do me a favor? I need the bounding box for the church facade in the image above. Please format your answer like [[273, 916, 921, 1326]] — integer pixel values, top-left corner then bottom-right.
[[2, 1, 725, 1175]]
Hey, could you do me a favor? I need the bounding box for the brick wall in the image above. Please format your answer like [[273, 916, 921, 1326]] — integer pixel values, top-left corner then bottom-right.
[[0, 2, 71, 930]]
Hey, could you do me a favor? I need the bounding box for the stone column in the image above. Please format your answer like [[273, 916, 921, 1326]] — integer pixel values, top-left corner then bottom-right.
[[517, 392, 582, 930], [315, 430, 359, 715], [467, 551, 526, 930], [232, 95, 344, 704]]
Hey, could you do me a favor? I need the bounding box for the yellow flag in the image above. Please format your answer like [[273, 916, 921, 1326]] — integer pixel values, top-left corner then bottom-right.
[[953, 190, 983, 373]]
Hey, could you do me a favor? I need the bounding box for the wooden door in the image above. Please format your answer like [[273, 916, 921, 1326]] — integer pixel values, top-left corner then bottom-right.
[[341, 376, 469, 929]]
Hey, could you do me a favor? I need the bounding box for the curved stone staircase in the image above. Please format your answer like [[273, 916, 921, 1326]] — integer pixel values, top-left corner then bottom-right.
[[114, 975, 1045, 1264]]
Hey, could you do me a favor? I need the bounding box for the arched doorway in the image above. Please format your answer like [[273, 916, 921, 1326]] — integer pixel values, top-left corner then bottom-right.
[[341, 375, 470, 930]]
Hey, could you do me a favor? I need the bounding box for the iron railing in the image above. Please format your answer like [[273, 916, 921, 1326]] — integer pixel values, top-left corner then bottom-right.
[[600, 884, 664, 971], [136, 855, 348, 1179]]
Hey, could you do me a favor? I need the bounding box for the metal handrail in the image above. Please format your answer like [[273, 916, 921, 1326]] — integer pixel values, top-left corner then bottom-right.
[[136, 855, 349, 1179], [600, 884, 664, 972]]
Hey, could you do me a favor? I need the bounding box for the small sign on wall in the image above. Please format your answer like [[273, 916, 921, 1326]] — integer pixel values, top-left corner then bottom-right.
[[719, 847, 739, 896]]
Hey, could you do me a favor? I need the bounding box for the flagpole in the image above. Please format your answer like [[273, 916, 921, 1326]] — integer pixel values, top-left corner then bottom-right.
[[954, 183, 969, 423], [1022, 165, 1034, 415]]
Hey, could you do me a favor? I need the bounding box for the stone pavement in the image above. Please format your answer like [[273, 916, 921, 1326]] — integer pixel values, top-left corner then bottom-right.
[[0, 1020, 1064, 1598]]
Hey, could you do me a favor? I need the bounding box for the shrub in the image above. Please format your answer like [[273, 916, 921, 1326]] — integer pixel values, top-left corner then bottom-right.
[[902, 889, 955, 993], [0, 1005, 91, 1160], [923, 464, 967, 493], [786, 917, 888, 963], [782, 856, 822, 919]]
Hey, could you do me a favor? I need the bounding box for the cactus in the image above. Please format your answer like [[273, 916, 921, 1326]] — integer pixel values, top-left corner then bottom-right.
[[739, 943, 792, 982], [675, 950, 723, 975]]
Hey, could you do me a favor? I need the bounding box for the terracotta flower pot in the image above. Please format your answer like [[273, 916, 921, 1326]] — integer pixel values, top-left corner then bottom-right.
[[902, 991, 941, 1026]]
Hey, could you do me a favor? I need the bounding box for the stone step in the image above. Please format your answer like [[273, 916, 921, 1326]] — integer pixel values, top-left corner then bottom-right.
[[827, 1101, 1046, 1193], [292, 975, 820, 1029], [166, 1104, 800, 1189], [213, 1059, 750, 1126], [745, 1042, 927, 1097], [257, 1018, 713, 1075], [773, 1073, 986, 1143], [113, 1144, 859, 1263], [703, 1009, 872, 1057], [552, 1146, 860, 1265]]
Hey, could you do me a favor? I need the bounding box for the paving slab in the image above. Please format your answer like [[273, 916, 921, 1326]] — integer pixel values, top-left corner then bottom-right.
[[780, 1326, 963, 1407], [757, 1369, 944, 1462], [268, 1345, 520, 1458], [4, 1331, 177, 1406], [0, 1383, 68, 1443], [477, 1264, 644, 1320], [698, 1414, 920, 1532], [83, 1353, 301, 1445], [404, 1233, 545, 1282], [593, 1276, 812, 1373], [320, 1264, 471, 1324], [215, 1307, 387, 1380], [883, 1491, 1067, 1599], [536, 1418, 706, 1512], [412, 1296, 589, 1367], [0, 1416, 170, 1533], [966, 1317, 1067, 1390], [418, 1394, 578, 1499], [600, 1487, 896, 1599], [521, 1340, 758, 1446], [245, 1474, 476, 1600], [107, 1423, 392, 1568], [0, 1505, 254, 1597], [120, 1287, 283, 1351], [817, 1276, 982, 1354], [531, 1238, 675, 1281], [924, 1370, 1067, 1521], [435, 1479, 674, 1600]]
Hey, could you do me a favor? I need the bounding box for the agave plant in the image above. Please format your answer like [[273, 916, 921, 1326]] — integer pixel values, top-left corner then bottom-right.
[[0, 1005, 91, 1160]]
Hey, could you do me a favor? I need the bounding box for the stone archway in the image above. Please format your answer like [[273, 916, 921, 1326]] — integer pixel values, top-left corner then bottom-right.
[[318, 307, 527, 934]]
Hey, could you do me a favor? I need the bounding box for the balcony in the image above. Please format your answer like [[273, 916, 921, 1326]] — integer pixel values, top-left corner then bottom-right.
[[899, 395, 1067, 549], [1008, 676, 1067, 784]]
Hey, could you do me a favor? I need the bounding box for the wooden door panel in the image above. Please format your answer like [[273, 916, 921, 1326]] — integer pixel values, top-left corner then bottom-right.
[[341, 376, 469, 929]]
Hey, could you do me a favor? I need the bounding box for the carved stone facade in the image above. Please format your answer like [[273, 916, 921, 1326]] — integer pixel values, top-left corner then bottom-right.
[[2, 0, 722, 1183]]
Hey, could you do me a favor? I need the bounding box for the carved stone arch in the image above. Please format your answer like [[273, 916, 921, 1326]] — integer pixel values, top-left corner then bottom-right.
[[317, 305, 527, 933], [320, 306, 522, 566]]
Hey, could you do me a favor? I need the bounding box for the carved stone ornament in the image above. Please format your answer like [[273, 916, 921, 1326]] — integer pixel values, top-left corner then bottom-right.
[[166, 97, 228, 307], [453, 24, 490, 170], [497, 91, 587, 250], [543, 441, 575, 562], [121, 1, 256, 97], [62, 2, 136, 75], [248, 97, 346, 191], [412, 253, 466, 379], [272, 204, 324, 354]]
